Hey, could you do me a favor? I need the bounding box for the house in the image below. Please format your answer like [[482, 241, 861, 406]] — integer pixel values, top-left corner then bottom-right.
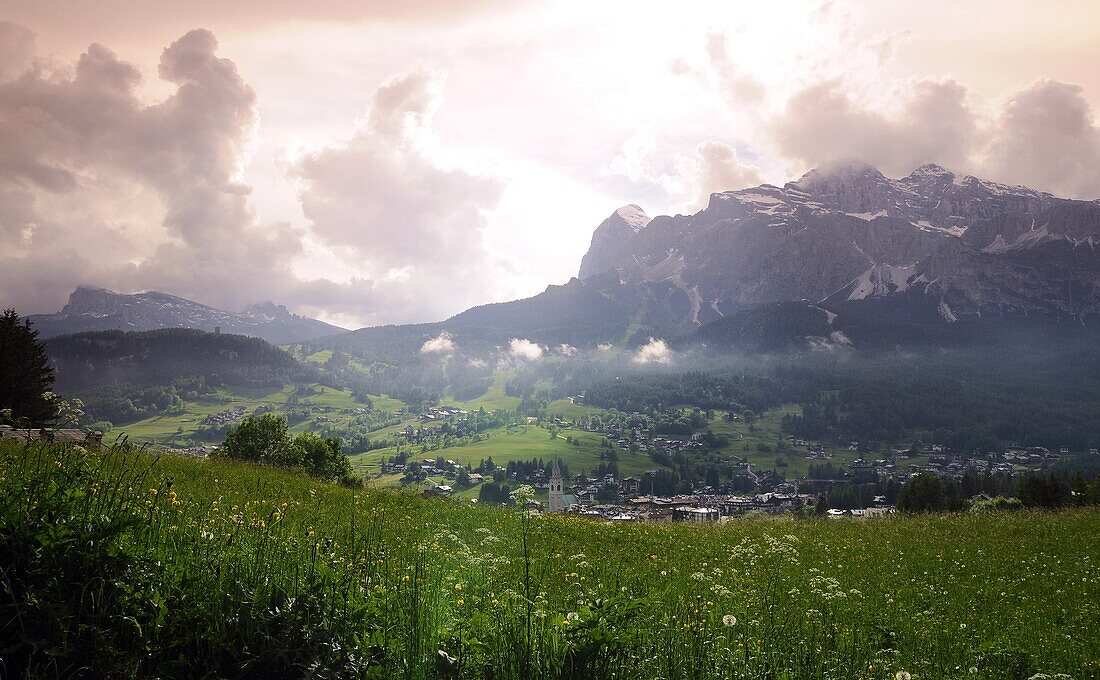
[[672, 506, 719, 523], [424, 484, 452, 497]]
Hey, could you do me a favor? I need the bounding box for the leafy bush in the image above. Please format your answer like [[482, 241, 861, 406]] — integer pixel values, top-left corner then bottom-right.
[[220, 413, 353, 481]]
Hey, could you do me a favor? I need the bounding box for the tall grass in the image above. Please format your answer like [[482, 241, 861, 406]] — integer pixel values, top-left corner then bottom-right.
[[1, 440, 1097, 678]]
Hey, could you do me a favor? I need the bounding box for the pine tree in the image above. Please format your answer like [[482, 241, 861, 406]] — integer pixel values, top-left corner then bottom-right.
[[0, 310, 57, 426]]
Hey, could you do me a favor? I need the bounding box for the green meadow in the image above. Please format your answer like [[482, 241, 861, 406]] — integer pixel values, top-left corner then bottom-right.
[[351, 425, 654, 479], [112, 383, 375, 447], [2, 440, 1097, 678]]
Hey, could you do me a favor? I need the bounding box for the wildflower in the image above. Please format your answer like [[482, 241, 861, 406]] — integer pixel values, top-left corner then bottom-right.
[[722, 614, 737, 627], [896, 672, 911, 680], [454, 583, 463, 592]]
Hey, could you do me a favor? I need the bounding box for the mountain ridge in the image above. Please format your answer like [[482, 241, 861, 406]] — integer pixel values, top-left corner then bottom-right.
[[577, 161, 1100, 325], [27, 286, 345, 345]]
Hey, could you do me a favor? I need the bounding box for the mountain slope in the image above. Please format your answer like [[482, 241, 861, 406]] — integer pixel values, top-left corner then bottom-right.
[[45, 328, 317, 391], [28, 287, 344, 344]]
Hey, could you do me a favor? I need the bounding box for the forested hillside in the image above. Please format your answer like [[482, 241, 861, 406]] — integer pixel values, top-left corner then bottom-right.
[[45, 329, 323, 425]]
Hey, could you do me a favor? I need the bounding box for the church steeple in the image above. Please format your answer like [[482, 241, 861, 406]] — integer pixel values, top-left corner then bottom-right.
[[548, 458, 564, 512]]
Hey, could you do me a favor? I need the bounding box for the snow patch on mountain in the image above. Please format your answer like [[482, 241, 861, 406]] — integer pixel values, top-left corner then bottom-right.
[[847, 210, 888, 221], [938, 299, 958, 322], [614, 204, 651, 231], [915, 220, 967, 237], [847, 263, 917, 300]]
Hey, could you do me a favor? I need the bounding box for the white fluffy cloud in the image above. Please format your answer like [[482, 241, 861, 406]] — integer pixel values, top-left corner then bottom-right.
[[985, 80, 1100, 199], [421, 331, 456, 354], [556, 343, 578, 356], [632, 337, 672, 365], [508, 338, 544, 361], [292, 69, 507, 322], [772, 79, 979, 178], [684, 141, 763, 208]]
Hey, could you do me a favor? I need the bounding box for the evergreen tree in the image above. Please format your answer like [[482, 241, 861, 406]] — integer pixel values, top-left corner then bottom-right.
[[0, 310, 57, 425]]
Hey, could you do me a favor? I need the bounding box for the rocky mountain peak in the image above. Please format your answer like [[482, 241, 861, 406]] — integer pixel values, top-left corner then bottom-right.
[[789, 160, 892, 213], [612, 204, 651, 231], [243, 301, 298, 323], [61, 286, 130, 316], [908, 163, 953, 177], [578, 204, 651, 279]]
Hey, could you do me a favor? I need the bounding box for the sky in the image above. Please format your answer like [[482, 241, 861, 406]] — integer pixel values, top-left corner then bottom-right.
[[2, 0, 1099, 328]]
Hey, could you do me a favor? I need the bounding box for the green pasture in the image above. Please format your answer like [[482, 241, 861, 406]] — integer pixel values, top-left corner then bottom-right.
[[3, 440, 1096, 678]]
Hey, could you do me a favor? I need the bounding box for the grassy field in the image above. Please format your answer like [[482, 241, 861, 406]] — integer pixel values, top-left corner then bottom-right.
[[704, 405, 866, 478], [350, 424, 658, 478], [2, 440, 1097, 678], [112, 383, 384, 447], [448, 370, 523, 411], [546, 397, 606, 421]]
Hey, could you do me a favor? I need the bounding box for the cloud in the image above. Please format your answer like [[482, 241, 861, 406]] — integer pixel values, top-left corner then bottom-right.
[[703, 32, 766, 106], [292, 68, 507, 322], [771, 76, 1100, 199], [772, 79, 979, 178], [1, 0, 528, 47], [0, 27, 307, 313], [682, 141, 763, 208], [421, 331, 457, 355], [597, 342, 614, 352], [632, 337, 672, 365], [0, 21, 34, 82], [807, 330, 853, 352], [607, 134, 762, 211], [556, 343, 578, 356], [508, 338, 543, 361], [0, 28, 512, 325], [984, 80, 1100, 199]]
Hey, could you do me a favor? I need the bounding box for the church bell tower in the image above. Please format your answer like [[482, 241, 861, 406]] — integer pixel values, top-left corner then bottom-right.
[[548, 459, 564, 512]]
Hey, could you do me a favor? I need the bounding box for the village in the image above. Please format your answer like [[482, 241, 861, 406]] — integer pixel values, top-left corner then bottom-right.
[[60, 394, 1092, 520], [377, 403, 1086, 522]]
